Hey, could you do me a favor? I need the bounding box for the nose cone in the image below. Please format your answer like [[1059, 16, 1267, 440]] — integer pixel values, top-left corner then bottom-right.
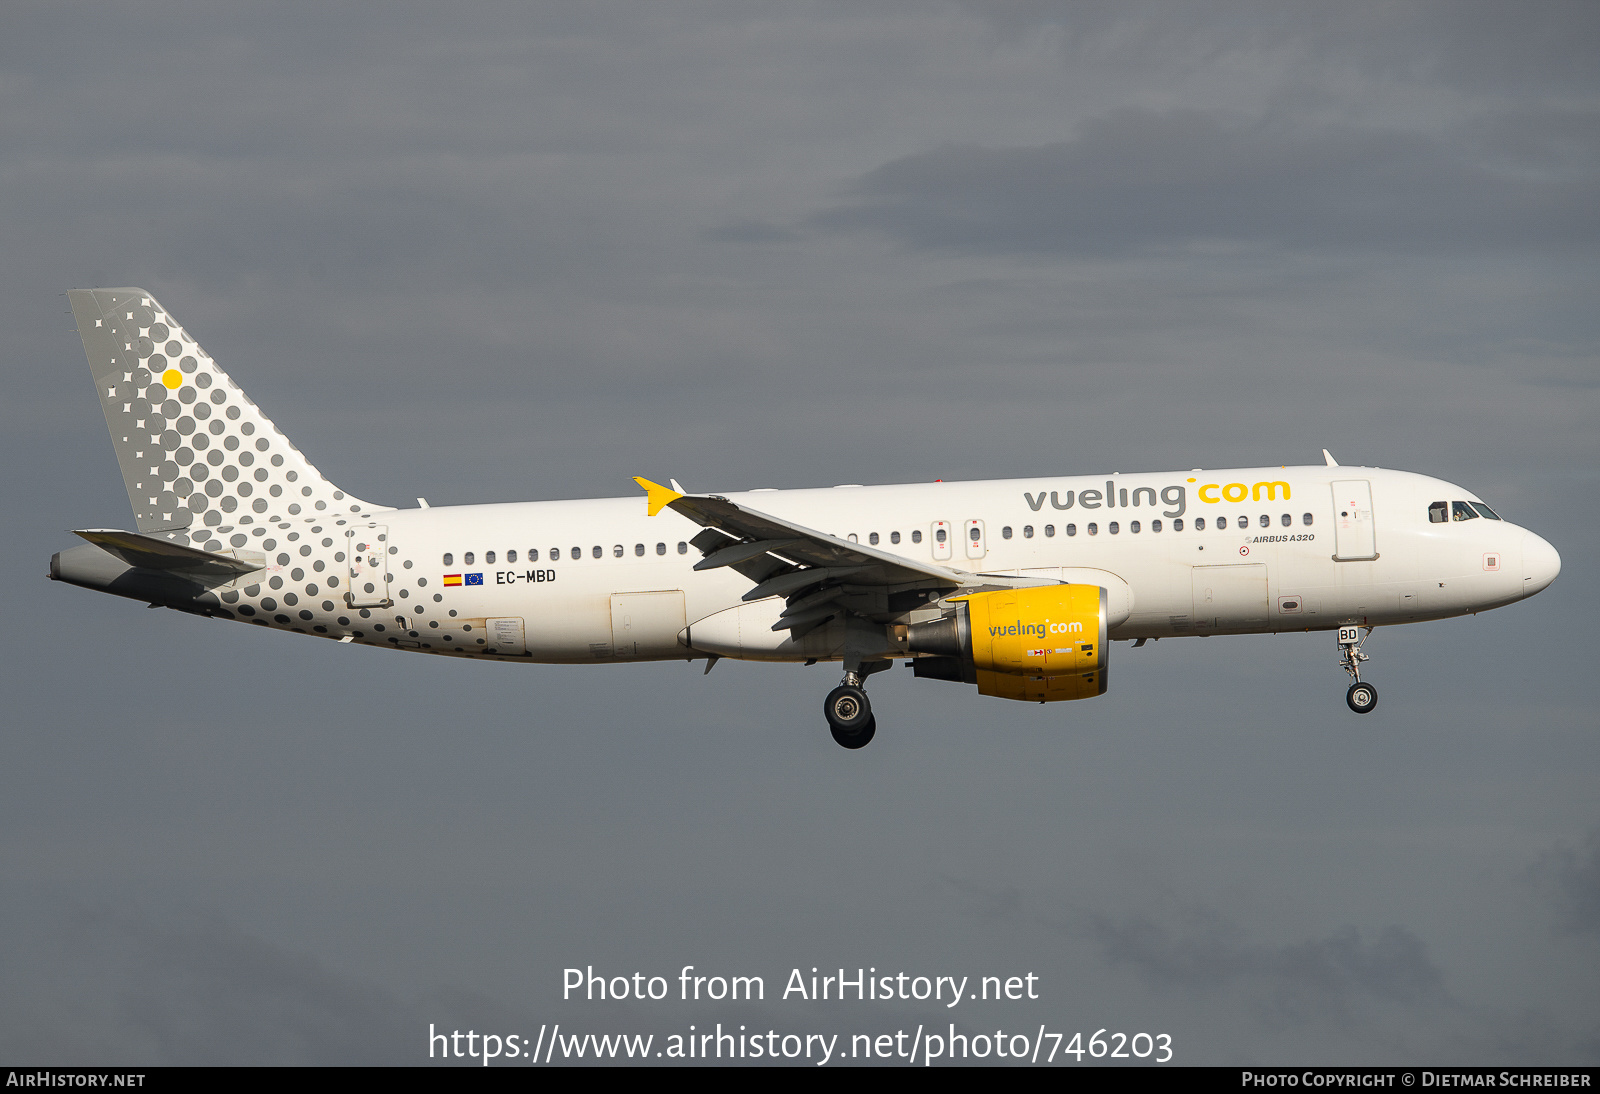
[[1522, 531, 1561, 597]]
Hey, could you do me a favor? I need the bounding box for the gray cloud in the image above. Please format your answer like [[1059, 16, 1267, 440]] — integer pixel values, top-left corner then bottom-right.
[[3, 1, 1595, 1066], [0, 901, 441, 1064], [1088, 908, 1445, 1023], [962, 1, 1600, 94], [812, 108, 1600, 257], [1530, 830, 1600, 937]]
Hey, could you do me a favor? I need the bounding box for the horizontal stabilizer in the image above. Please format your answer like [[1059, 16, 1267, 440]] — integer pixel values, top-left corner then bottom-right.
[[73, 528, 264, 578]]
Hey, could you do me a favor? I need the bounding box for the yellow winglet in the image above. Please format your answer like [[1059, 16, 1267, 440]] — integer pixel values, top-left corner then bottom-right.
[[633, 476, 684, 517]]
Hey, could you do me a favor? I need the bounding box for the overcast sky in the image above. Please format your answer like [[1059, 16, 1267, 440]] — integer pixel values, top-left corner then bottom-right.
[[2, 1, 1596, 1065]]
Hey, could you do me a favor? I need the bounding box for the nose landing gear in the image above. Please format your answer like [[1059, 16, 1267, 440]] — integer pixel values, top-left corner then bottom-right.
[[1338, 626, 1378, 714]]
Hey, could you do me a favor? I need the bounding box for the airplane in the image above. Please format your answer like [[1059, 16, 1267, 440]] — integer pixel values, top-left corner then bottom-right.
[[50, 288, 1562, 748]]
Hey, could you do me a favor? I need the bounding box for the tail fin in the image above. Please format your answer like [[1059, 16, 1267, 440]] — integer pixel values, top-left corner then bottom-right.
[[67, 288, 382, 537]]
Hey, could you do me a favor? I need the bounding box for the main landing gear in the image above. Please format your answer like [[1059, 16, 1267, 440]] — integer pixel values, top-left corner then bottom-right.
[[1337, 625, 1378, 714], [825, 682, 875, 749], [824, 661, 889, 749]]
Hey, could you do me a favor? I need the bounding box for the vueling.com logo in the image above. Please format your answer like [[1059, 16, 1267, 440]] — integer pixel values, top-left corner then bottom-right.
[[990, 619, 1084, 638], [1190, 478, 1291, 503]]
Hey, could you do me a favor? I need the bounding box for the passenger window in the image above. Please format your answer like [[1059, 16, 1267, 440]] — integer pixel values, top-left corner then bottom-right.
[[529, 549, 539, 562], [1238, 516, 1249, 529], [969, 526, 980, 542], [1088, 523, 1098, 536], [1173, 518, 1183, 531], [1302, 513, 1313, 525], [869, 532, 880, 545], [656, 542, 666, 555], [464, 552, 475, 565], [1195, 517, 1205, 530], [572, 546, 582, 559], [1001, 526, 1013, 540], [936, 528, 947, 544], [1065, 524, 1077, 536], [635, 543, 645, 556], [1452, 501, 1479, 522], [594, 546, 604, 558], [1258, 515, 1269, 528], [1428, 501, 1448, 523], [1470, 502, 1502, 521], [1152, 520, 1162, 532], [486, 551, 496, 564], [1023, 525, 1034, 538], [890, 531, 901, 544], [1044, 524, 1055, 537], [1109, 522, 1119, 534], [1280, 514, 1290, 527], [911, 530, 923, 544], [613, 545, 624, 558], [1130, 521, 1140, 533], [551, 547, 561, 560], [442, 553, 453, 566], [678, 541, 688, 554]]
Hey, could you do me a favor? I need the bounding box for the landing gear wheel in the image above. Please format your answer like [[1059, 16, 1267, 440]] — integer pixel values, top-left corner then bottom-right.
[[825, 684, 871, 732], [1346, 681, 1378, 714], [831, 714, 877, 750]]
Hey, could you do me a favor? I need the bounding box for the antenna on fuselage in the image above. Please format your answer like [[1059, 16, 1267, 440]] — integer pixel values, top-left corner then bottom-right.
[[1323, 449, 1339, 467]]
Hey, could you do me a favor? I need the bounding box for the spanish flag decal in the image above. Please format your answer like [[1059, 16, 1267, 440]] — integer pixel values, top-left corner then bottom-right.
[[443, 574, 463, 586]]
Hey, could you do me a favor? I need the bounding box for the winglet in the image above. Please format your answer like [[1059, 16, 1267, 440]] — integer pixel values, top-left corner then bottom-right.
[[633, 476, 684, 517], [1323, 449, 1339, 467]]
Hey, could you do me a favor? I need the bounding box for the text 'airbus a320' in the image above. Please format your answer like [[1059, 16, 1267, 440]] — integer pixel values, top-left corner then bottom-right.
[[52, 289, 1561, 747]]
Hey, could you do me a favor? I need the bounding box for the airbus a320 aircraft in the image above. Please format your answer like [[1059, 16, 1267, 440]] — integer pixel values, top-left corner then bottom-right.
[[52, 289, 1561, 748]]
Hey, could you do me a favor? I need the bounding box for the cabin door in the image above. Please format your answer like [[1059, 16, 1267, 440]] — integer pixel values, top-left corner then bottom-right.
[[346, 525, 392, 608], [1331, 480, 1378, 561]]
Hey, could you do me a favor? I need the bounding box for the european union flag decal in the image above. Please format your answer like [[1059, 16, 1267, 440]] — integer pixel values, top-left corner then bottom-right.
[[464, 573, 484, 586]]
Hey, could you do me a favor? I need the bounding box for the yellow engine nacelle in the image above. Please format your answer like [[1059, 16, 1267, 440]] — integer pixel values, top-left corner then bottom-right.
[[908, 584, 1109, 703]]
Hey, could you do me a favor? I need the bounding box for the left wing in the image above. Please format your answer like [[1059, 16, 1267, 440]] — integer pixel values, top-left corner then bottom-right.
[[635, 477, 970, 637]]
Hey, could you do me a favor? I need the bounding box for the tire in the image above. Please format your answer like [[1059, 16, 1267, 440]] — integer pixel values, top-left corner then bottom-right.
[[824, 684, 872, 732], [831, 715, 876, 750], [1346, 681, 1378, 714]]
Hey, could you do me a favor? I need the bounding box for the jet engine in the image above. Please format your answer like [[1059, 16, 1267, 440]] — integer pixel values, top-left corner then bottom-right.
[[908, 584, 1109, 702]]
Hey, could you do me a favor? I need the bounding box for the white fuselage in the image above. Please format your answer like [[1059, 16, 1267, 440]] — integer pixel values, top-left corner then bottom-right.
[[199, 464, 1556, 664]]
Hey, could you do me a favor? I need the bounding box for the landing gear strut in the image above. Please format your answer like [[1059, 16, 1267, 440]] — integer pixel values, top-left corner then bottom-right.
[[1337, 625, 1378, 714]]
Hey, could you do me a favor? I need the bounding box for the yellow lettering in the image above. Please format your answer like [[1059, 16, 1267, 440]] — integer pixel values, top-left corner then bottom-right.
[[1199, 484, 1221, 503], [1252, 481, 1290, 501], [1223, 483, 1248, 502]]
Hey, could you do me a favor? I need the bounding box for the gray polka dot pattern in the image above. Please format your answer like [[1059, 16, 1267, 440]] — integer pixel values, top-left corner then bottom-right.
[[63, 289, 532, 663], [68, 288, 381, 536]]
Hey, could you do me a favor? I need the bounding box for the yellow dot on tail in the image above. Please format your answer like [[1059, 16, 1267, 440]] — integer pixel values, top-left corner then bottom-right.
[[162, 369, 182, 389]]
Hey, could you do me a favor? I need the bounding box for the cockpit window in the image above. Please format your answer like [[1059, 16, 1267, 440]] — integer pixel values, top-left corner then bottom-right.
[[1428, 501, 1447, 524], [1470, 502, 1502, 521], [1451, 501, 1479, 522]]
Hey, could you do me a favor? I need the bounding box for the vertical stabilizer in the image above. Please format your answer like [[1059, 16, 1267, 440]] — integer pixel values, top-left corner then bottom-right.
[[67, 288, 382, 536]]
